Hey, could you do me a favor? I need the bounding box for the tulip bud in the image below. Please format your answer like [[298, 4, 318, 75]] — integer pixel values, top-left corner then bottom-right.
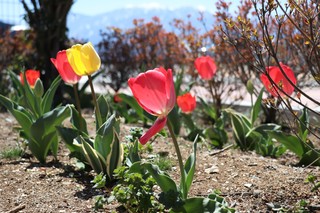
[[33, 78, 44, 97], [246, 79, 254, 95]]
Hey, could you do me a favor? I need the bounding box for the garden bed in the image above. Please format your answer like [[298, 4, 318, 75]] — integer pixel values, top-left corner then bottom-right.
[[0, 112, 319, 212]]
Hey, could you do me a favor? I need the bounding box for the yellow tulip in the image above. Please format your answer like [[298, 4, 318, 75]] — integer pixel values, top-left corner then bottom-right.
[[66, 42, 101, 76]]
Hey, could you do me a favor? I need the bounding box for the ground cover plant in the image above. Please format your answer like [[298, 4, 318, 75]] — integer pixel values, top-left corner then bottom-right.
[[0, 0, 320, 212]]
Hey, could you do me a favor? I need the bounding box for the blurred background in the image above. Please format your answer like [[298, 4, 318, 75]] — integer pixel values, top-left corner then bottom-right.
[[0, 0, 222, 44]]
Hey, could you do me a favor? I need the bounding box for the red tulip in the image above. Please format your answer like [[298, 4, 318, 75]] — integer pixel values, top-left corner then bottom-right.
[[20, 69, 40, 88], [128, 67, 176, 144], [260, 62, 296, 97], [113, 93, 122, 103], [177, 93, 196, 114], [51, 50, 81, 85], [194, 56, 217, 80]]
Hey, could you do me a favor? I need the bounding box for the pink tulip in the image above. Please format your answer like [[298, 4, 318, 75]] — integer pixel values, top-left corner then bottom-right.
[[194, 56, 217, 80], [51, 50, 81, 85], [128, 67, 176, 144], [260, 62, 296, 97]]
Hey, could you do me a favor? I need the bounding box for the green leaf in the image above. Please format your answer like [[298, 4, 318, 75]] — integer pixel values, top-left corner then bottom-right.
[[94, 114, 117, 158], [199, 97, 217, 120], [80, 136, 105, 174], [299, 149, 320, 166], [251, 123, 281, 138], [142, 162, 178, 194], [181, 113, 196, 131], [9, 70, 23, 97], [268, 131, 306, 158], [30, 105, 71, 143], [171, 196, 235, 213], [97, 95, 109, 124], [50, 133, 59, 159], [298, 107, 309, 138], [184, 136, 198, 196], [251, 88, 264, 125], [229, 113, 249, 148], [41, 76, 62, 113], [0, 95, 33, 138], [70, 105, 88, 134], [168, 106, 181, 135], [56, 126, 81, 152], [118, 93, 145, 121], [22, 72, 41, 118], [106, 131, 123, 179], [28, 131, 57, 163]]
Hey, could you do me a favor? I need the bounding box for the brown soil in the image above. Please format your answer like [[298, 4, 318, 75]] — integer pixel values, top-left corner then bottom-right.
[[0, 112, 319, 213]]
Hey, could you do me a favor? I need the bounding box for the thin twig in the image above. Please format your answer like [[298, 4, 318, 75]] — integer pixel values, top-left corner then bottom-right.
[[6, 204, 26, 213], [209, 144, 234, 156]]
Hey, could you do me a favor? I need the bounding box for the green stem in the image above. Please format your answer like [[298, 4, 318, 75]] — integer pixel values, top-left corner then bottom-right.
[[167, 120, 187, 199], [208, 80, 215, 105], [73, 83, 84, 131], [88, 75, 102, 128]]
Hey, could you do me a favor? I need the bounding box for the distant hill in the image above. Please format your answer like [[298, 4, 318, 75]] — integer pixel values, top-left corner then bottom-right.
[[67, 7, 215, 45]]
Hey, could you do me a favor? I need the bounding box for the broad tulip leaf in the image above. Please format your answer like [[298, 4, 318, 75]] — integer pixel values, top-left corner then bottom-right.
[[171, 196, 235, 213], [268, 131, 306, 158], [96, 95, 109, 128], [181, 113, 196, 131], [299, 150, 320, 166], [9, 71, 23, 97], [30, 105, 71, 143], [184, 136, 198, 196], [106, 131, 123, 179], [70, 105, 88, 134], [251, 88, 264, 125], [0, 95, 33, 138], [50, 133, 59, 158], [81, 136, 105, 174], [28, 131, 56, 163], [142, 162, 178, 194], [251, 123, 281, 138], [199, 97, 217, 120], [298, 107, 309, 138], [118, 93, 145, 120], [56, 126, 81, 152], [168, 106, 181, 135], [41, 76, 62, 113], [21, 73, 42, 118], [94, 114, 117, 158], [230, 113, 248, 147]]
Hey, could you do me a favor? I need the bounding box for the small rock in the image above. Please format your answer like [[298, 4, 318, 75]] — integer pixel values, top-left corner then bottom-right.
[[205, 165, 219, 174], [244, 183, 252, 188]]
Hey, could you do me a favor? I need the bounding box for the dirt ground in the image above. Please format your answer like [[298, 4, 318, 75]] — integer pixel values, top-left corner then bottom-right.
[[0, 112, 320, 213]]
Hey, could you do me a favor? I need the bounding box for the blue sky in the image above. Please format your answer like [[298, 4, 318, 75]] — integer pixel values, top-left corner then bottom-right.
[[1, 0, 228, 25], [71, 0, 217, 15]]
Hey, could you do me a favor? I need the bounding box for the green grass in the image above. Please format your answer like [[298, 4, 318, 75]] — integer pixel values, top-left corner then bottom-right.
[[154, 155, 173, 171], [0, 147, 23, 159]]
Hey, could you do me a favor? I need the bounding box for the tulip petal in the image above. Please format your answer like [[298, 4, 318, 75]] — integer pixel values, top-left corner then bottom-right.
[[165, 68, 176, 110], [51, 50, 81, 85], [128, 70, 167, 116], [261, 63, 296, 97], [67, 44, 88, 76], [81, 42, 101, 74], [195, 56, 217, 80], [139, 117, 167, 145]]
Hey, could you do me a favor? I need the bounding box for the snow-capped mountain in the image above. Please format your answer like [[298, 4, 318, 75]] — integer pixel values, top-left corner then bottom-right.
[[67, 7, 215, 45]]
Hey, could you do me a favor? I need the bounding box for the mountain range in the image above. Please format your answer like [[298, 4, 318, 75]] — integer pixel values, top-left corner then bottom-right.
[[67, 7, 215, 45]]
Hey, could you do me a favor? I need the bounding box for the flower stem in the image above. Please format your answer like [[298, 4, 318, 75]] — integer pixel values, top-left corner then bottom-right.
[[167, 120, 187, 200], [73, 83, 84, 131], [88, 75, 102, 128]]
